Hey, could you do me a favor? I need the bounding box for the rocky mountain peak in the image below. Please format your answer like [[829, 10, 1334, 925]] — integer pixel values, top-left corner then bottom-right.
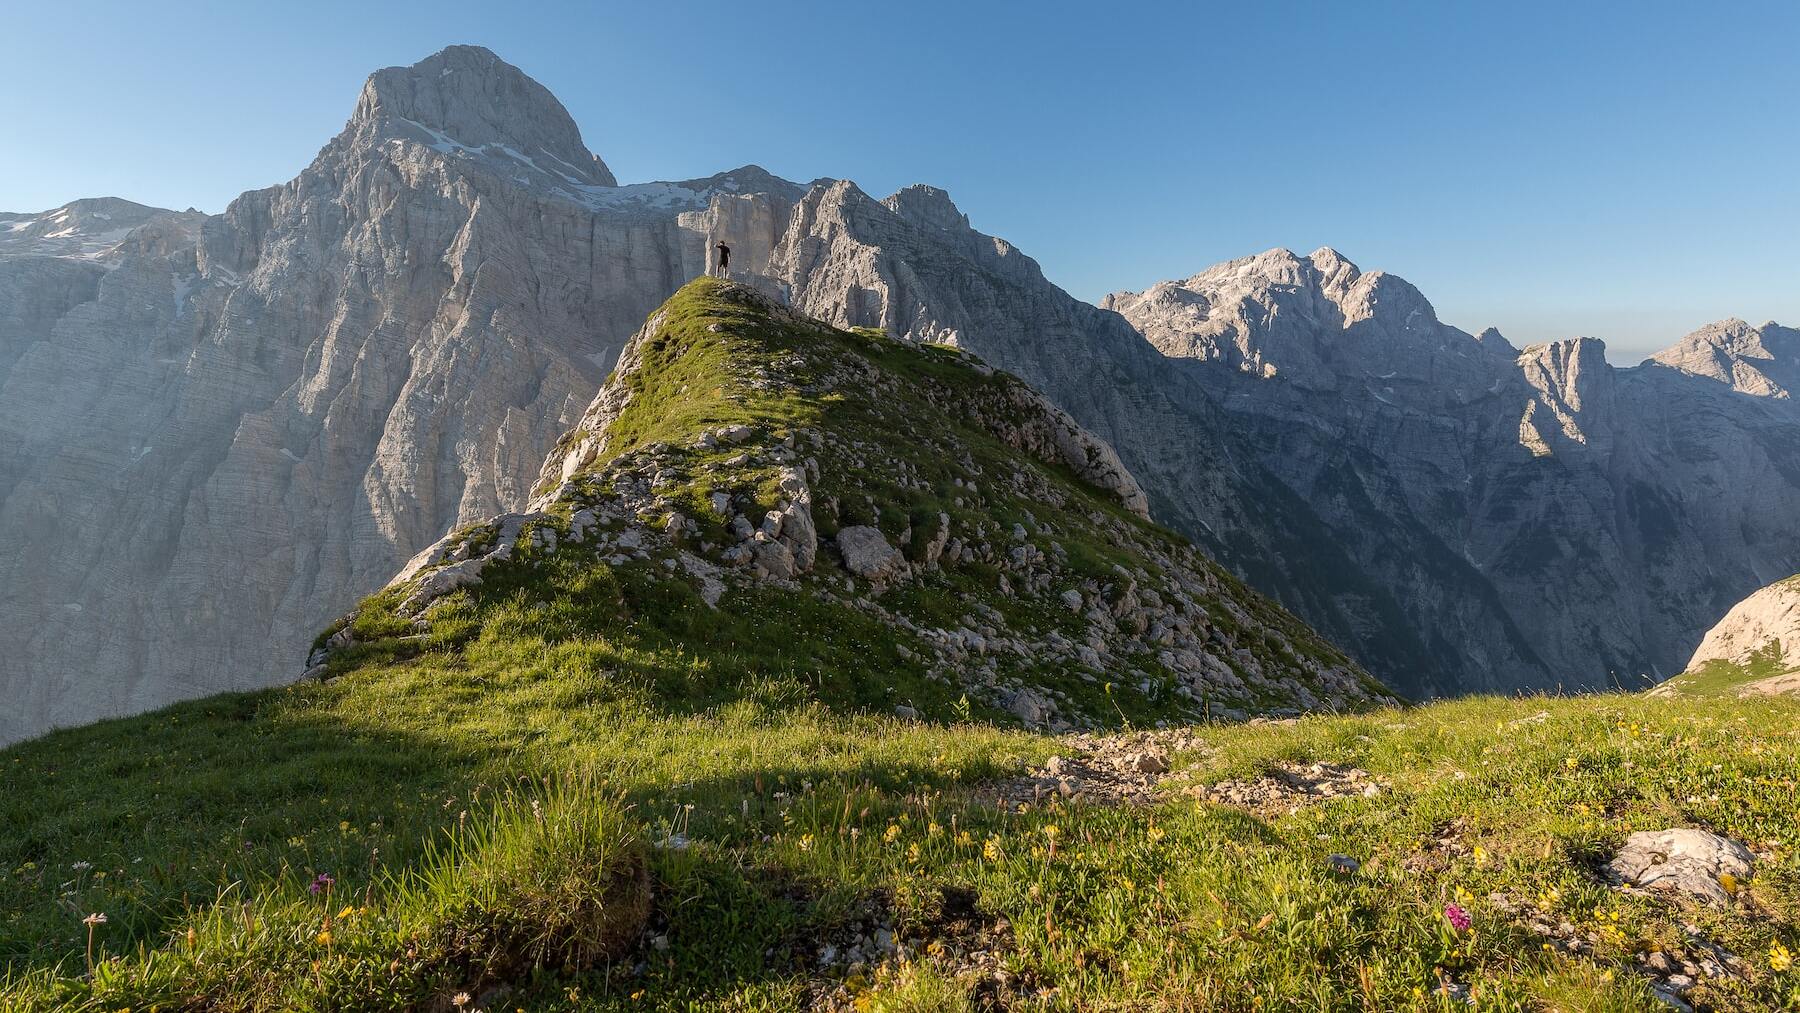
[[1649, 318, 1800, 397], [1105, 249, 1477, 392], [347, 45, 616, 186], [1474, 326, 1517, 354], [883, 184, 970, 232], [1513, 337, 1616, 456], [1518, 336, 1610, 394], [0, 197, 201, 262]]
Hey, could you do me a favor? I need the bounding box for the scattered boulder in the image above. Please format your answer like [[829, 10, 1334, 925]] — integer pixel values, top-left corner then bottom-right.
[[1607, 828, 1755, 906], [754, 540, 798, 580], [835, 525, 903, 581], [1125, 749, 1169, 775], [397, 556, 490, 614], [1004, 686, 1054, 727]]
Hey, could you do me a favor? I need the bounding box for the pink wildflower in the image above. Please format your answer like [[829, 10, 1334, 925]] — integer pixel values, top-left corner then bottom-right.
[[1444, 903, 1472, 932]]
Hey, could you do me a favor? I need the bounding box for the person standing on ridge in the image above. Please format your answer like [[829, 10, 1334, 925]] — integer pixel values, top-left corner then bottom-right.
[[714, 241, 731, 278]]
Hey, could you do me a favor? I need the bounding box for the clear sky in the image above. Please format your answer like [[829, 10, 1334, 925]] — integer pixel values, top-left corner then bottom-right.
[[3, 0, 1795, 363]]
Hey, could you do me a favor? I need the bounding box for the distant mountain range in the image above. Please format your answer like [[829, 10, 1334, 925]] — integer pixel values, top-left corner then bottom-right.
[[3, 44, 1796, 741]]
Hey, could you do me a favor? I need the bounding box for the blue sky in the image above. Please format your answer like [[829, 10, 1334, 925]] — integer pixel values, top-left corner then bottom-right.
[[3, 0, 1795, 362]]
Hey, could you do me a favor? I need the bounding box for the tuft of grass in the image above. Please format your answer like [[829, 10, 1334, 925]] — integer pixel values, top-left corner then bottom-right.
[[403, 778, 650, 988], [0, 785, 648, 1012]]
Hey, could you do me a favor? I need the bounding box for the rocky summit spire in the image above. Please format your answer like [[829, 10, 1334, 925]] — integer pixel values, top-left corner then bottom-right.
[[347, 44, 616, 187]]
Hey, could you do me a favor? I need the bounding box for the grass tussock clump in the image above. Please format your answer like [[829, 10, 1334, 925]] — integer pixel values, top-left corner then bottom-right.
[[408, 780, 652, 989]]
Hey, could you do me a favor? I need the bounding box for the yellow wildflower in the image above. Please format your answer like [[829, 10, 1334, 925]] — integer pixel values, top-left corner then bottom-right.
[[884, 824, 902, 844], [1771, 941, 1793, 972]]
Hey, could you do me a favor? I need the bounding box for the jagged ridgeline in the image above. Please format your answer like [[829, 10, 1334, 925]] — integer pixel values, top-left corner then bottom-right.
[[310, 279, 1394, 725]]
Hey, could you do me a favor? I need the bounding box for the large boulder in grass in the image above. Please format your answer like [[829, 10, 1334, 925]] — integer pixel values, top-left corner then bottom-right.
[[1607, 828, 1755, 906], [835, 525, 904, 581]]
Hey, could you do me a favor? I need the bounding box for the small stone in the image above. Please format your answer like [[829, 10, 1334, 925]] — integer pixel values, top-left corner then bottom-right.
[[1328, 853, 1360, 874], [894, 704, 920, 720], [1127, 750, 1169, 775]]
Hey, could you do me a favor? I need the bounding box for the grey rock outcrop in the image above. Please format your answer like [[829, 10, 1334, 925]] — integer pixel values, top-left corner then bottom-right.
[[1607, 829, 1755, 907], [835, 526, 904, 582], [1684, 574, 1800, 673]]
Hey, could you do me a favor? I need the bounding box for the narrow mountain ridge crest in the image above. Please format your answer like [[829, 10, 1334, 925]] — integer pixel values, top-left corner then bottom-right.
[[313, 279, 1394, 729]]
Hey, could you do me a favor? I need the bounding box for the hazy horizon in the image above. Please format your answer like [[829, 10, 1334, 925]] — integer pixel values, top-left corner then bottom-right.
[[5, 0, 1795, 364]]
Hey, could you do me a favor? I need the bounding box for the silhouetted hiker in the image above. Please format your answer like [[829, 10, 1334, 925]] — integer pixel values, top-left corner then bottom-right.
[[714, 241, 731, 278]]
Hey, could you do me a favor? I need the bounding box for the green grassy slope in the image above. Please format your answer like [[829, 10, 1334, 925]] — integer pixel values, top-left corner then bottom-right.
[[1651, 641, 1796, 701], [3, 282, 1797, 1010]]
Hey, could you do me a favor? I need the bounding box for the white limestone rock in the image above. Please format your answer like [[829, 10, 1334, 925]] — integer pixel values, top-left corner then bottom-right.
[[1607, 829, 1754, 907]]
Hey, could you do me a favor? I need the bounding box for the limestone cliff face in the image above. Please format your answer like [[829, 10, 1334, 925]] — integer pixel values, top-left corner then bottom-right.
[[0, 48, 798, 742], [1684, 574, 1800, 673]]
